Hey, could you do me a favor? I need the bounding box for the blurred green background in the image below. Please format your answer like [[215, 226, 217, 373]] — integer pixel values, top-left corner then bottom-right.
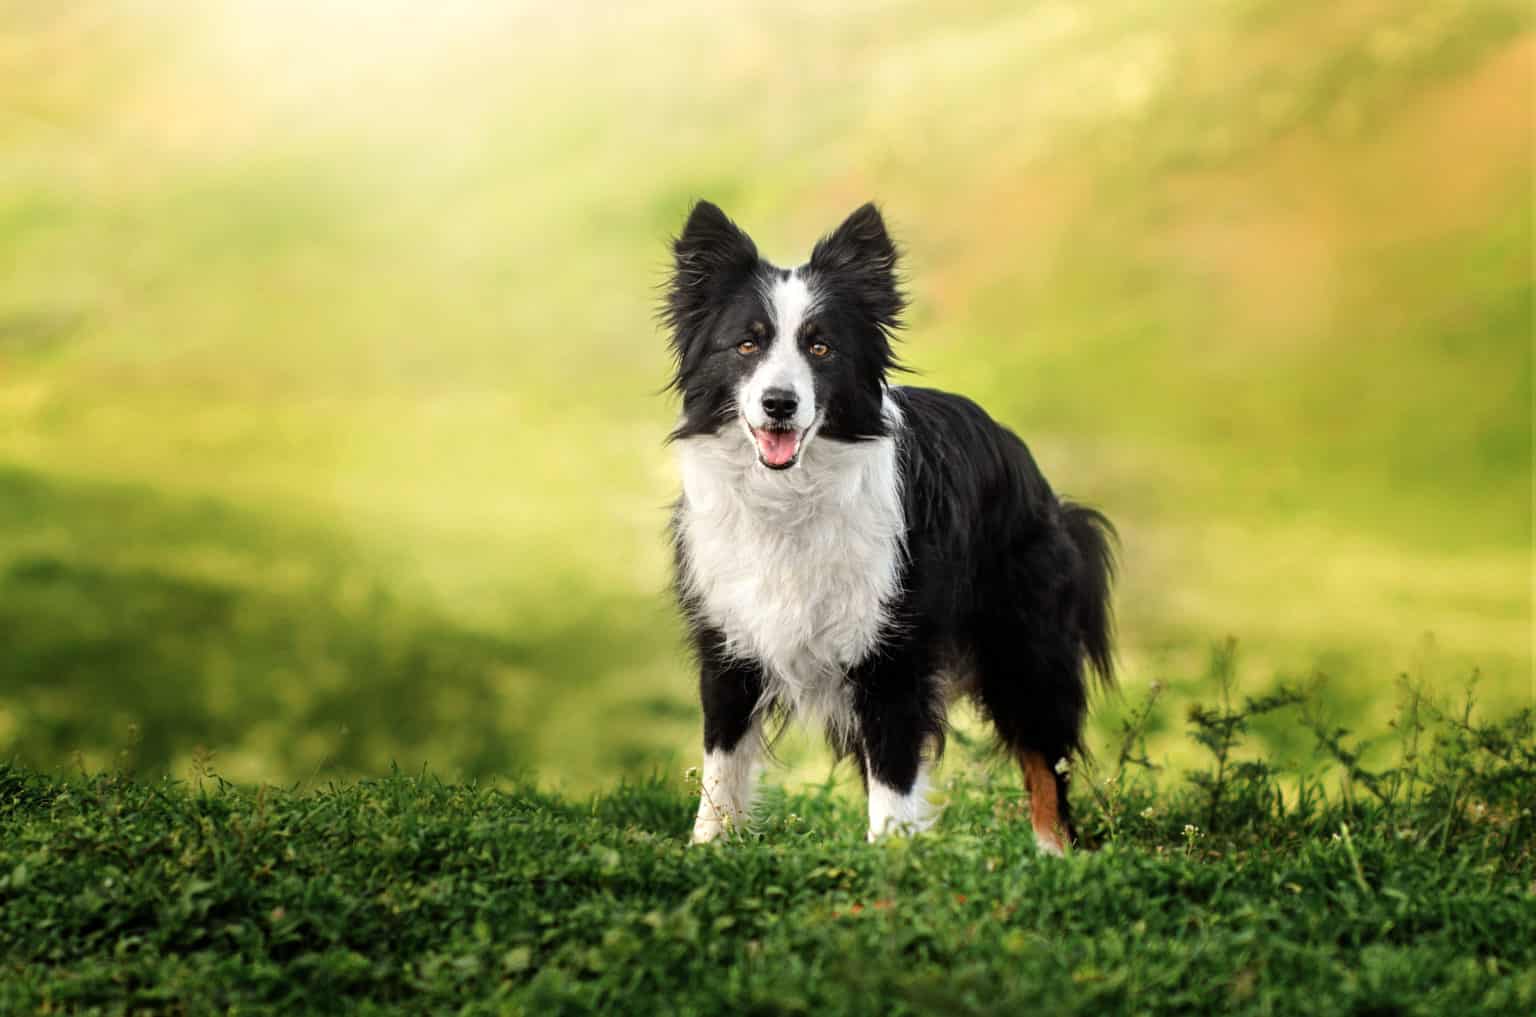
[[1, 0, 1530, 791]]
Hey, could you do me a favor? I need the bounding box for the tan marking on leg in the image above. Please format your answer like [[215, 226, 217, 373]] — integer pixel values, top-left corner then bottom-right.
[[1020, 750, 1067, 856]]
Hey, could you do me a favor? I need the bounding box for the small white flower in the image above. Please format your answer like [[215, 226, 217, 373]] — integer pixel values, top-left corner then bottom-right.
[[1053, 757, 1070, 775]]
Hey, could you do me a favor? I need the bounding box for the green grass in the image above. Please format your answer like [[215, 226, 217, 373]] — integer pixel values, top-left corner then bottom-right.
[[0, 1, 1531, 789], [3, 691, 1532, 1016]]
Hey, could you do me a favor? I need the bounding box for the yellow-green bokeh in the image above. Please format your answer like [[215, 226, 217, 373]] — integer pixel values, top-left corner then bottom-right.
[[1, 0, 1530, 791]]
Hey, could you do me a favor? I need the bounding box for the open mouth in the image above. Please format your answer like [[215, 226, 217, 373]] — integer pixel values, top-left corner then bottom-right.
[[751, 424, 803, 470]]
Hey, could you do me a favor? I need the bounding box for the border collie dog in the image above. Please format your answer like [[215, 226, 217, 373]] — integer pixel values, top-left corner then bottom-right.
[[664, 201, 1116, 854]]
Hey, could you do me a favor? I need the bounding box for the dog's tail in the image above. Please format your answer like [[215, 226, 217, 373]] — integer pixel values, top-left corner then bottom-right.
[[1062, 502, 1118, 688]]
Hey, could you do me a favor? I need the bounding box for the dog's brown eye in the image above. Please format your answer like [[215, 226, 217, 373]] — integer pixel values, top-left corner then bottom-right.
[[737, 340, 759, 355], [808, 341, 831, 358]]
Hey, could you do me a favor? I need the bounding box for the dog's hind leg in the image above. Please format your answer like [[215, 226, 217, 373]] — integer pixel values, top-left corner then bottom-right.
[[1017, 748, 1073, 856], [971, 616, 1088, 856]]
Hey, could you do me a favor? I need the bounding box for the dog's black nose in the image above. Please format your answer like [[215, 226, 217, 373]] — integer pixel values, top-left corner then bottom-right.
[[761, 388, 799, 421]]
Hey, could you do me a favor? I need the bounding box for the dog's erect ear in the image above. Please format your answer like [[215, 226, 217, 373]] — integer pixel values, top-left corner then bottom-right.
[[665, 201, 758, 340], [809, 202, 904, 332], [675, 201, 756, 270], [811, 203, 895, 273]]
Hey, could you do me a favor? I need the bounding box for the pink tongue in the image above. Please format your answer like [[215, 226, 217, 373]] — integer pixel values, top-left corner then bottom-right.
[[754, 428, 799, 466]]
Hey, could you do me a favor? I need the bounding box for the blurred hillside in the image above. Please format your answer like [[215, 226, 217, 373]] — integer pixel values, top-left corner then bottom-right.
[[0, 0, 1530, 789]]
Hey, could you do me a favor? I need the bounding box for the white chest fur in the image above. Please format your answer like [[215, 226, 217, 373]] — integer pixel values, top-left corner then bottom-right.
[[675, 406, 906, 737]]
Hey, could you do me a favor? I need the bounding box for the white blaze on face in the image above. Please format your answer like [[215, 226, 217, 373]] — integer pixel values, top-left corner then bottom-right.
[[739, 272, 819, 461]]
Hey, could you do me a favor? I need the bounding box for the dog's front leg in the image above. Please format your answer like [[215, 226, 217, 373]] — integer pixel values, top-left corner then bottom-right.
[[691, 632, 765, 844], [849, 653, 943, 841]]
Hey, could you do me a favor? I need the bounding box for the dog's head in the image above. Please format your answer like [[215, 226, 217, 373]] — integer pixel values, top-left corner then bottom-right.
[[663, 201, 904, 470]]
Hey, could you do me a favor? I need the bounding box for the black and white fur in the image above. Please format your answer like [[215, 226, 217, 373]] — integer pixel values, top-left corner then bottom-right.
[[664, 201, 1116, 853]]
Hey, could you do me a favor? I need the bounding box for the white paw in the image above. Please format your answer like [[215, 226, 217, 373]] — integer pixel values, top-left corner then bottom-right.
[[691, 808, 746, 844], [867, 818, 928, 842], [866, 766, 938, 842]]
